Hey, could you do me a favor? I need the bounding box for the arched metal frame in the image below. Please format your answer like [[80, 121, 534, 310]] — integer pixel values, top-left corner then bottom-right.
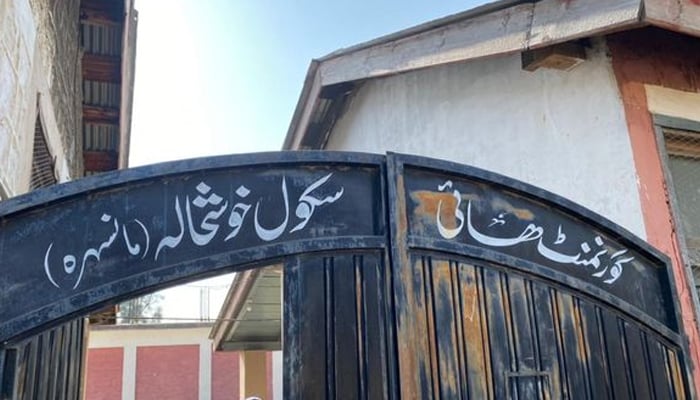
[[0, 151, 692, 399]]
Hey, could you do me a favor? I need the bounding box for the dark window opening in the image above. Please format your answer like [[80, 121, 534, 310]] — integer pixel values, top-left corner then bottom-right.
[[30, 113, 58, 190]]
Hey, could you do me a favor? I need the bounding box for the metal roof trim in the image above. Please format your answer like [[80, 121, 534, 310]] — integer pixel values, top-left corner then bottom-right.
[[209, 269, 262, 351], [118, 0, 137, 169]]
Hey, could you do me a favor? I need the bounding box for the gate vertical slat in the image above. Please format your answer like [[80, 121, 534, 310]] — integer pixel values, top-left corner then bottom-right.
[[667, 349, 687, 400], [24, 334, 39, 400], [14, 341, 29, 398], [52, 324, 66, 400], [483, 268, 510, 400], [285, 256, 327, 399], [361, 255, 391, 399], [35, 330, 51, 399], [385, 157, 433, 399], [0, 348, 10, 400], [429, 259, 462, 399], [332, 255, 358, 398], [449, 262, 469, 398], [601, 313, 633, 399], [45, 329, 58, 400], [530, 281, 561, 399], [0, 349, 16, 400], [623, 322, 654, 400], [645, 336, 675, 399], [283, 258, 301, 398], [0, 351, 3, 396], [421, 257, 440, 399], [457, 264, 491, 399], [577, 300, 612, 399], [556, 293, 588, 399], [284, 252, 391, 400], [506, 274, 540, 400], [63, 320, 76, 400]]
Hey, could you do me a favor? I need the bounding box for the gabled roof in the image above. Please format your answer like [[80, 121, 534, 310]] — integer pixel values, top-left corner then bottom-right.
[[283, 0, 700, 150]]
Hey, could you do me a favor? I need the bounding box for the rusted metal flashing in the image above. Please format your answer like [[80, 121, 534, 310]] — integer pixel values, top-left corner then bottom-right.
[[644, 0, 700, 38], [283, 61, 321, 150]]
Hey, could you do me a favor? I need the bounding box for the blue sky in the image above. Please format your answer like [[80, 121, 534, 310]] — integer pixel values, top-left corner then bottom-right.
[[128, 0, 489, 319], [129, 0, 489, 165]]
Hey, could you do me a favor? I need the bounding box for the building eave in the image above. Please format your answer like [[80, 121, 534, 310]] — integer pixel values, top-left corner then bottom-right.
[[80, 0, 138, 174], [643, 0, 700, 38], [118, 0, 137, 169], [210, 269, 259, 350], [282, 60, 321, 150], [283, 0, 700, 151], [209, 266, 282, 352]]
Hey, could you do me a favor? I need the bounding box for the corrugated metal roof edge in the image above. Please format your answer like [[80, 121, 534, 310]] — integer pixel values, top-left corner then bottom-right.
[[90, 322, 214, 331], [209, 269, 262, 350]]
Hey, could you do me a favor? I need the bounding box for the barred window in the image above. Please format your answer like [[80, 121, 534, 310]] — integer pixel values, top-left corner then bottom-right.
[[663, 126, 700, 290]]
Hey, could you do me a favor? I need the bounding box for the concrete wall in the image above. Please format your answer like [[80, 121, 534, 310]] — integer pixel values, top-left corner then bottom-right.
[[327, 39, 645, 238], [0, 0, 80, 199]]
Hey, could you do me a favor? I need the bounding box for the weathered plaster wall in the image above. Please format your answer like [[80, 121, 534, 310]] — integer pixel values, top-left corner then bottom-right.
[[327, 39, 645, 238], [0, 0, 80, 199], [29, 0, 82, 174], [608, 27, 700, 396]]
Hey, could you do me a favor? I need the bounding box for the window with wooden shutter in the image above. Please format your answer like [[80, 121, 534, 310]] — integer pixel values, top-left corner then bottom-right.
[[663, 126, 700, 290], [30, 113, 57, 190]]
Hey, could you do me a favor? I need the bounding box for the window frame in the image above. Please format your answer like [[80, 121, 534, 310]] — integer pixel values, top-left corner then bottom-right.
[[653, 114, 700, 317], [29, 103, 58, 190]]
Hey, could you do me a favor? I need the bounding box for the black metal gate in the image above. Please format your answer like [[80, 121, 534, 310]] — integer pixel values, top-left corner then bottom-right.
[[0, 152, 691, 399], [283, 154, 691, 399]]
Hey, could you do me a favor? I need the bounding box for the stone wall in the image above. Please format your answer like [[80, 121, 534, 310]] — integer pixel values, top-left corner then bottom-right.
[[0, 0, 81, 199], [30, 0, 82, 177]]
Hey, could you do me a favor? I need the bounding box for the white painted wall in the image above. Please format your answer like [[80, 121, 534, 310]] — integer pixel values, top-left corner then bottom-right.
[[327, 39, 646, 238], [0, 0, 72, 199]]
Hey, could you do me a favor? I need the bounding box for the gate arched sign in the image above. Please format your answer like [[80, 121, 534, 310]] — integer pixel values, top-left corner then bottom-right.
[[0, 152, 386, 342], [0, 152, 692, 399]]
